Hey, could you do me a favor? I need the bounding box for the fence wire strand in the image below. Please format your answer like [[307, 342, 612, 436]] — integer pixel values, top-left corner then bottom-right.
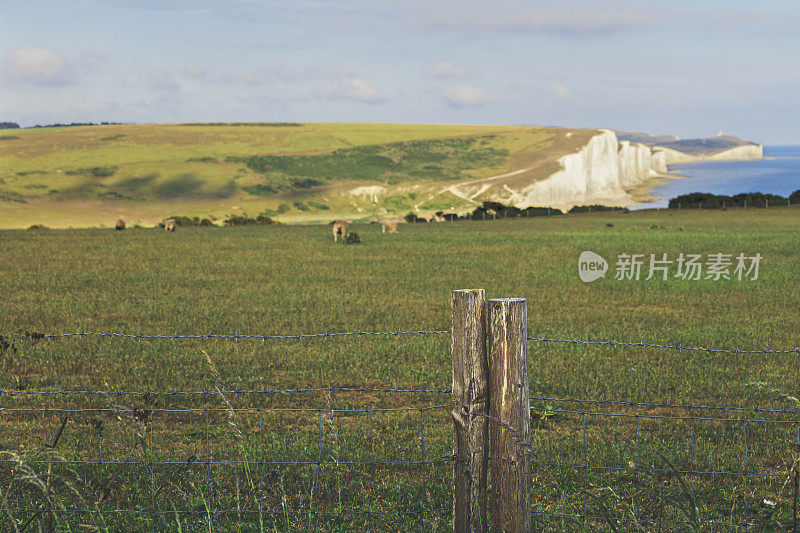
[[6, 329, 451, 341], [5, 327, 798, 355], [529, 335, 800, 354]]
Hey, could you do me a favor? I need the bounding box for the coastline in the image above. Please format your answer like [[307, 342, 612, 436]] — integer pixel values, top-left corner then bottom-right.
[[626, 145, 798, 210]]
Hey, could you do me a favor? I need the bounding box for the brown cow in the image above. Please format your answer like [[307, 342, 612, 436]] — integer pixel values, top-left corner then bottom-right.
[[332, 220, 348, 241], [381, 220, 398, 233], [164, 219, 176, 232], [115, 218, 126, 231]]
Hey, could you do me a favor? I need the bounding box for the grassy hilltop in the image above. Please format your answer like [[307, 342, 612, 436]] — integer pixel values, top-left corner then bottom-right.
[[0, 122, 595, 229]]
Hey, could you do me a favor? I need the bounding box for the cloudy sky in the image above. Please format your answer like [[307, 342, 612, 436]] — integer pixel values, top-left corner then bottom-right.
[[2, 0, 799, 143]]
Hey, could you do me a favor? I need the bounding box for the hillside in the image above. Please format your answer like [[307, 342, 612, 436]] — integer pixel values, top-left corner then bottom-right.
[[614, 130, 680, 145], [0, 122, 598, 228], [655, 134, 759, 157]]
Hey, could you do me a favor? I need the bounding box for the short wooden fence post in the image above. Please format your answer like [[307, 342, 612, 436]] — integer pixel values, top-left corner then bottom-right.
[[488, 298, 531, 533], [452, 289, 489, 532]]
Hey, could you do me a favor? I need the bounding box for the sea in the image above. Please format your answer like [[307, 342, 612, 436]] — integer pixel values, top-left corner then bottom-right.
[[632, 145, 800, 209]]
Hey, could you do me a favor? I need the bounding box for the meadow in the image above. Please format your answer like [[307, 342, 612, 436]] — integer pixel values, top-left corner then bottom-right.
[[0, 123, 592, 229], [2, 208, 800, 530]]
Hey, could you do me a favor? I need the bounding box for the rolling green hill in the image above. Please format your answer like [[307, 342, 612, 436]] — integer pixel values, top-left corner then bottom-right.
[[0, 122, 596, 228]]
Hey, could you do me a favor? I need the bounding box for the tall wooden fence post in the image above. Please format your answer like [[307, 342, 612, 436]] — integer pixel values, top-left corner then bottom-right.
[[452, 289, 489, 532], [488, 298, 531, 533]]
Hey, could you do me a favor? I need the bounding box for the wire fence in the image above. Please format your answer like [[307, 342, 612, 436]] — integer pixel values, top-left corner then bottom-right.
[[2, 328, 800, 530], [0, 386, 453, 530], [8, 327, 799, 354], [529, 396, 800, 530]]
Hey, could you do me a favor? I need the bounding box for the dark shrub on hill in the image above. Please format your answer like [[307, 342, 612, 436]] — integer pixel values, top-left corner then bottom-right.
[[157, 216, 214, 227], [568, 205, 628, 213], [65, 166, 117, 177], [732, 192, 787, 207], [292, 178, 324, 189], [242, 184, 279, 196], [223, 215, 278, 226], [669, 192, 791, 209], [469, 201, 567, 219], [522, 206, 562, 216], [668, 192, 726, 209], [790, 190, 800, 205]]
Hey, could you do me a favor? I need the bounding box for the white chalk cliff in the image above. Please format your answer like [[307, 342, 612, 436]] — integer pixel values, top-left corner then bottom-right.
[[340, 128, 763, 216], [655, 144, 763, 164], [501, 130, 667, 211], [496, 130, 763, 211]]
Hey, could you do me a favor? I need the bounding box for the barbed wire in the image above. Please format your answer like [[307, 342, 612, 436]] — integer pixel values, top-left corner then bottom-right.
[[528, 336, 800, 354], [0, 386, 450, 396], [5, 329, 451, 341], [0, 404, 450, 414], [5, 328, 798, 355], [531, 396, 800, 416]]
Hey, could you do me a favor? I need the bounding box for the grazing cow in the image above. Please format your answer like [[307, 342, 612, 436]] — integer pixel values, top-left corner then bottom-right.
[[164, 219, 176, 232], [332, 220, 348, 241], [381, 220, 398, 233], [115, 218, 126, 231]]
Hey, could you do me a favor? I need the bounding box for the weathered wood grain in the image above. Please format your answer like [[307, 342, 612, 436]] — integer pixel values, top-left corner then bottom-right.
[[452, 289, 489, 532], [488, 298, 530, 533]]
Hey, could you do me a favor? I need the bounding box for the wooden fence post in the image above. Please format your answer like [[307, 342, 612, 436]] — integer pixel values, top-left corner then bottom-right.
[[488, 298, 530, 533], [452, 289, 489, 532]]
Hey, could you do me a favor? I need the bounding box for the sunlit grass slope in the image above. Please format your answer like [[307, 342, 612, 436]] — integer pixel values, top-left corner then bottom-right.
[[0, 122, 596, 228]]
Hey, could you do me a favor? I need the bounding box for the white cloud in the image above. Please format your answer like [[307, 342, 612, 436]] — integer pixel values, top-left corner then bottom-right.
[[0, 47, 71, 86], [442, 83, 495, 107], [318, 76, 383, 103], [182, 61, 206, 79], [548, 83, 571, 99], [431, 60, 469, 78], [148, 68, 179, 90]]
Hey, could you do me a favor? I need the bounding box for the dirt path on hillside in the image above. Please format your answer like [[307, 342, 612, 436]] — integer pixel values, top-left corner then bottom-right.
[[440, 157, 555, 205]]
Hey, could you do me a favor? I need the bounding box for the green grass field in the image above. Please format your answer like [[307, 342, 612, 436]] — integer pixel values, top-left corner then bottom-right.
[[2, 208, 800, 530], [0, 123, 594, 229]]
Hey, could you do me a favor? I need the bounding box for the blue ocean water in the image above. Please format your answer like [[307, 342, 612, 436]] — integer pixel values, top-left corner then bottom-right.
[[633, 145, 800, 209]]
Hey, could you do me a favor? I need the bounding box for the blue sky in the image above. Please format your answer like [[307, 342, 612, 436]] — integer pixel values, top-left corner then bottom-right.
[[1, 0, 799, 143]]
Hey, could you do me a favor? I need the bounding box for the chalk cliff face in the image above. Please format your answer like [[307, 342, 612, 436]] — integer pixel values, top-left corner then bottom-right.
[[504, 130, 666, 211], [656, 144, 763, 164], [707, 144, 763, 161], [338, 128, 763, 216]]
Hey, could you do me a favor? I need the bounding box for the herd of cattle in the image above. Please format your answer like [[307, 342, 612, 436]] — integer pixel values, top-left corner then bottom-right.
[[114, 217, 404, 240]]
